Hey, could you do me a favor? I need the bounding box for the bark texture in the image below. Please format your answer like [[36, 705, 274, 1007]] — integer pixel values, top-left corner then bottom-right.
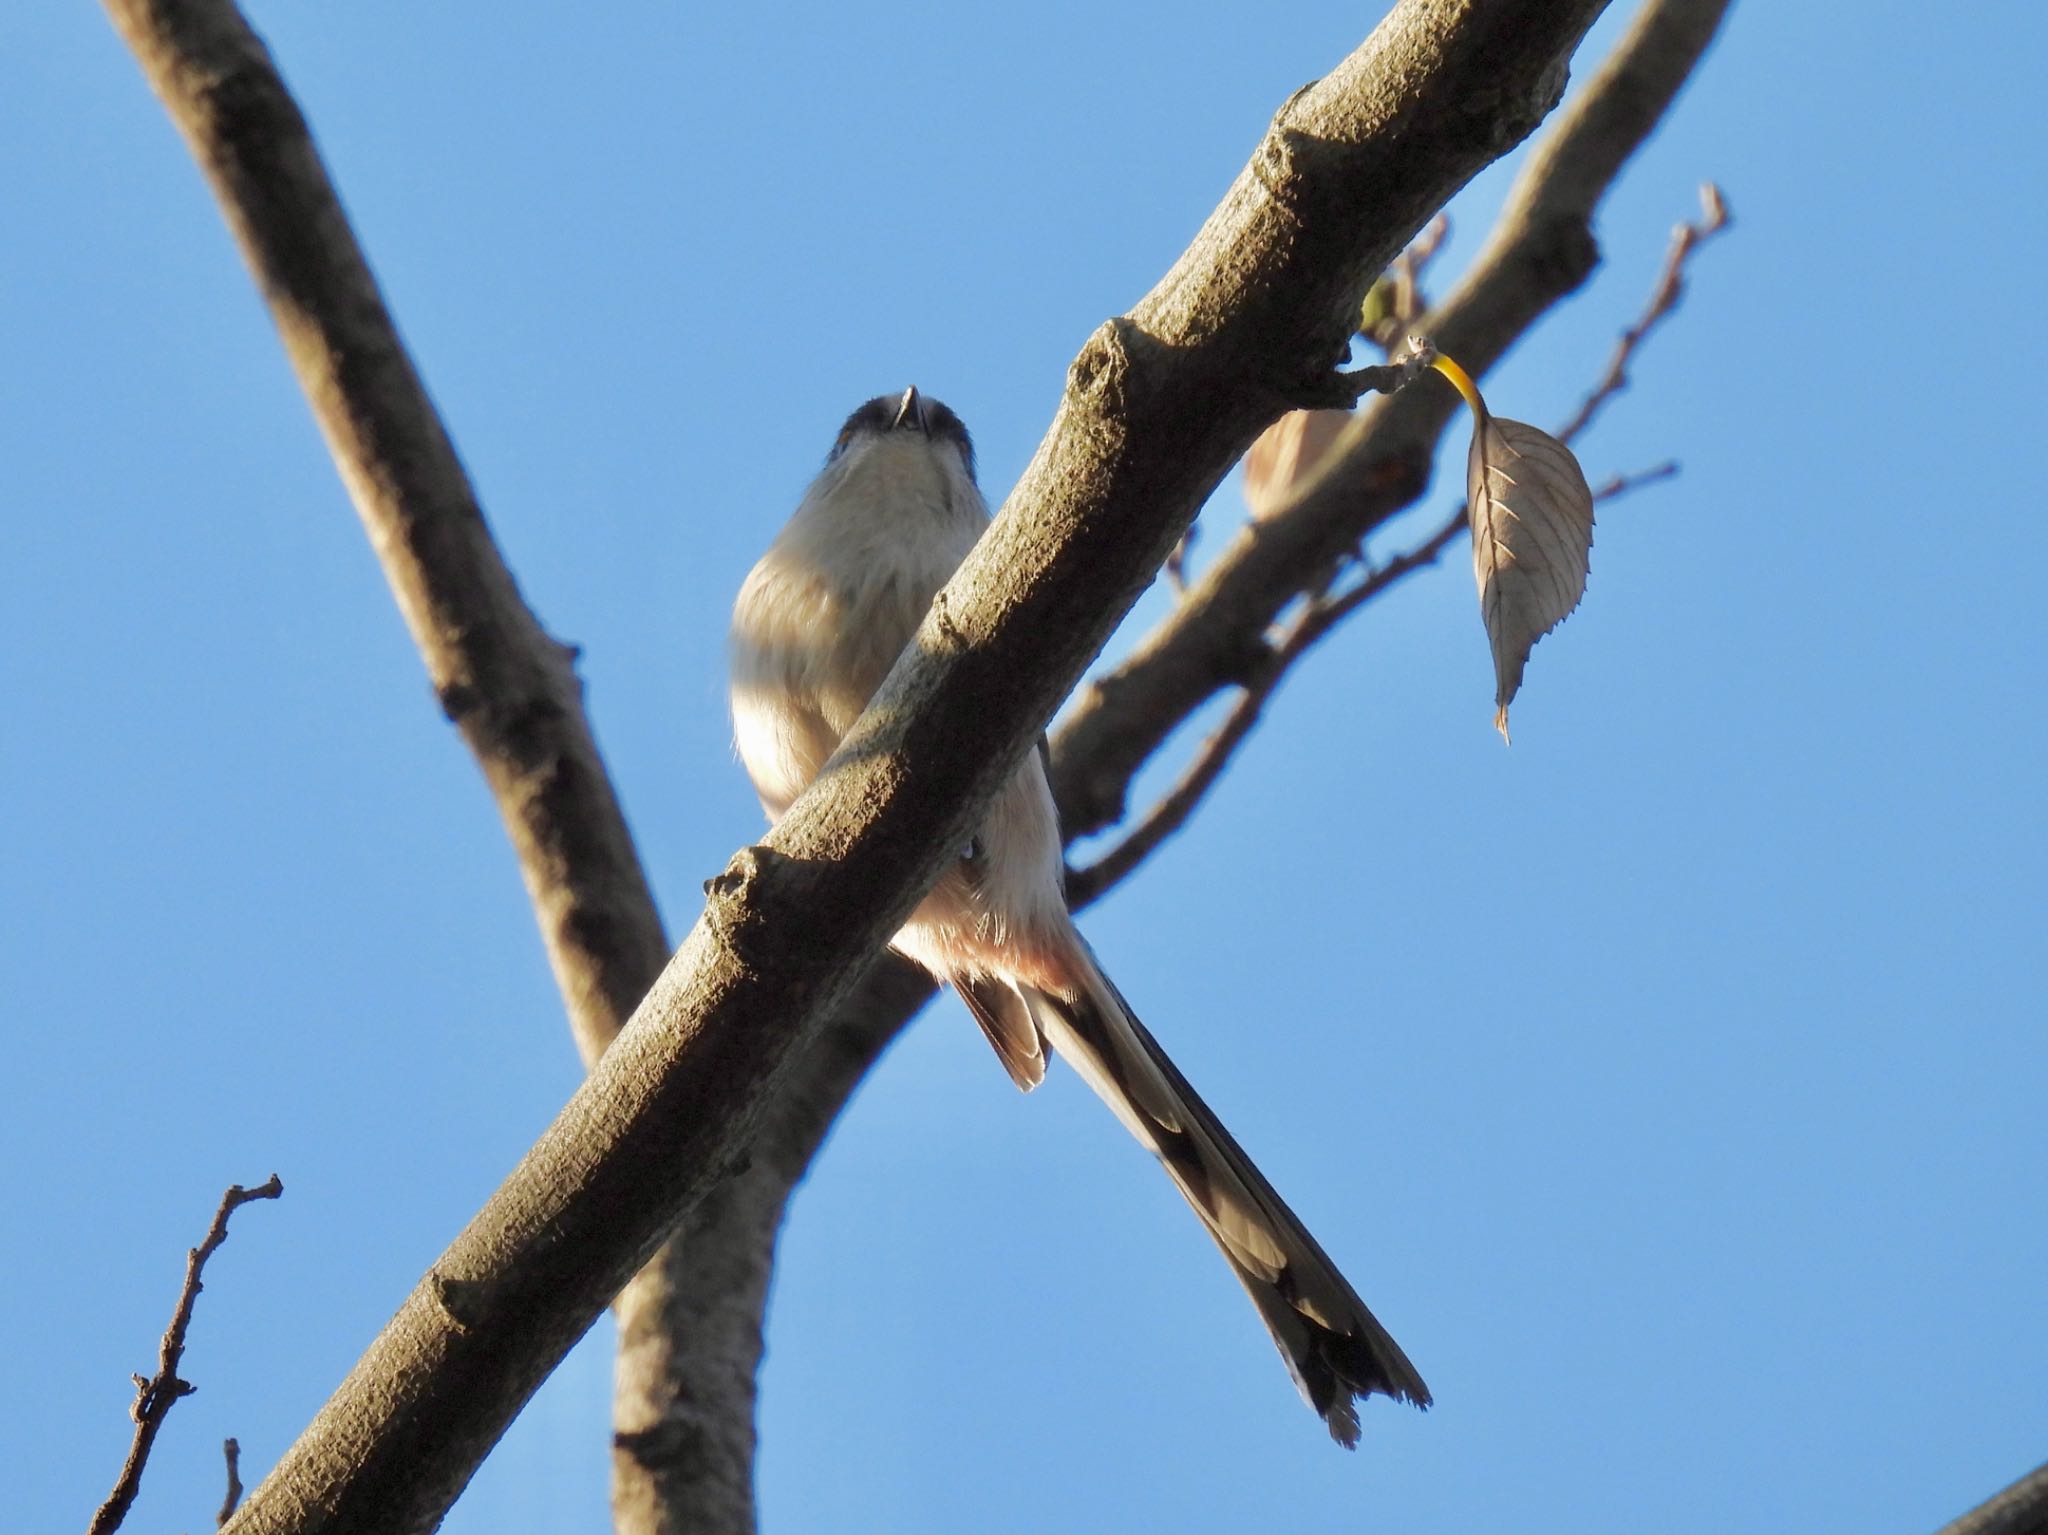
[[610, 12, 1736, 1511], [608, 957, 930, 1534], [1934, 1462, 2048, 1535], [222, 2, 1603, 1523], [1053, 0, 1730, 835], [98, 0, 1756, 1531]]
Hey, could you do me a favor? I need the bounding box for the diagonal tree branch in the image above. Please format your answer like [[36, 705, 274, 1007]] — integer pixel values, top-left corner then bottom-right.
[[98, 4, 936, 1532], [606, 954, 931, 1535], [100, 0, 666, 1077], [1934, 1461, 2048, 1535], [1050, 0, 1732, 840], [670, 11, 1730, 1511], [100, 1, 1736, 1531], [1069, 441, 1682, 905], [1070, 174, 1730, 904], [112, 2, 1611, 1527]]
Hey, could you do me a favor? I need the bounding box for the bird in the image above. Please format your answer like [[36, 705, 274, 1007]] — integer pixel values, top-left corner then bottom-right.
[[727, 386, 1428, 1445]]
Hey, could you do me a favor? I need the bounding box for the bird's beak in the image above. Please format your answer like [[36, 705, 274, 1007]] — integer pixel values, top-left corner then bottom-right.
[[892, 386, 927, 434]]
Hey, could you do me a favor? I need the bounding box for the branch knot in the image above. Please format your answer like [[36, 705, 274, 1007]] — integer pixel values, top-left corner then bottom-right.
[[432, 1270, 492, 1334], [701, 845, 784, 963], [1066, 318, 1134, 414]]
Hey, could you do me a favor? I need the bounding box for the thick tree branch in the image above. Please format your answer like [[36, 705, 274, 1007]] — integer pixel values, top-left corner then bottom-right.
[[103, 4, 1612, 1529], [1071, 438, 1686, 902], [103, 3, 1761, 1535], [606, 955, 931, 1535], [99, 0, 668, 1075], [1071, 176, 1728, 902], [99, 3, 1744, 1535], [99, 4, 936, 1532], [1934, 1461, 2048, 1535], [1050, 0, 1731, 839]]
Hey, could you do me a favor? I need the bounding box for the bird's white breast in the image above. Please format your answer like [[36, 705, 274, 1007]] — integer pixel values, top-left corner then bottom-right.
[[729, 436, 988, 819]]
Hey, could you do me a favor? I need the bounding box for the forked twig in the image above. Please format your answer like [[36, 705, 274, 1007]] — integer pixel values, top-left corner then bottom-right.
[[1072, 190, 1728, 902], [1068, 456, 1674, 906], [1555, 181, 1730, 444], [88, 1177, 283, 1535]]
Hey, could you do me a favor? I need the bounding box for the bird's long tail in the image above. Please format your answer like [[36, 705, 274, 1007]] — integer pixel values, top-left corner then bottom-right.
[[1013, 937, 1429, 1446]]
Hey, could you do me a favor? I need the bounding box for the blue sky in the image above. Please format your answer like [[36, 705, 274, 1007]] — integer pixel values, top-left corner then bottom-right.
[[6, 2, 2043, 1532]]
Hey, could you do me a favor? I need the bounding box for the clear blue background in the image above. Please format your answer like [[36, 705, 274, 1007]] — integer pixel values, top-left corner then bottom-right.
[[5, 3, 2042, 1531]]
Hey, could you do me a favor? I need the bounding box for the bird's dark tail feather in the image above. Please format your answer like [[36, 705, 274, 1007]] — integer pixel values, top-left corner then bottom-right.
[[1025, 940, 1429, 1446]]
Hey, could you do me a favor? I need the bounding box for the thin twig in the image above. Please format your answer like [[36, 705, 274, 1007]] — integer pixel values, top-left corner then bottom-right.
[[1589, 459, 1680, 502], [1073, 188, 1725, 903], [1070, 457, 1665, 904], [1381, 214, 1450, 348], [88, 1176, 283, 1535], [100, 0, 1729, 1525], [1067, 649, 1282, 908], [1069, 506, 1463, 906], [1399, 214, 1451, 289], [1554, 181, 1730, 444], [111, 3, 1622, 1525], [1050, 0, 1736, 841], [217, 1438, 244, 1528]]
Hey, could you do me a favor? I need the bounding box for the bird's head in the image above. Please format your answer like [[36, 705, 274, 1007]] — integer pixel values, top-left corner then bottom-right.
[[825, 386, 978, 485]]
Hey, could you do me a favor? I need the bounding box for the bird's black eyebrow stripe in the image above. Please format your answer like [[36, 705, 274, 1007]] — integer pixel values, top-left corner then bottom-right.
[[826, 394, 977, 482]]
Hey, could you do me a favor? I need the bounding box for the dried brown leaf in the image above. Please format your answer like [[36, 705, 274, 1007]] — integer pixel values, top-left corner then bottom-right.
[[1241, 409, 1354, 521], [1466, 412, 1595, 742]]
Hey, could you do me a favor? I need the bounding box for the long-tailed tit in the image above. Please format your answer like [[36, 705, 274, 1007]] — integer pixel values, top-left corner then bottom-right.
[[728, 388, 1428, 1445]]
